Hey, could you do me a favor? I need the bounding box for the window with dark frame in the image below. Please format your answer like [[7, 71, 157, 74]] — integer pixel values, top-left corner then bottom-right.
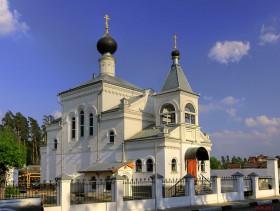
[[91, 176, 96, 189], [54, 139, 58, 150], [80, 111, 84, 137], [89, 113, 93, 136], [71, 117, 76, 139], [136, 159, 142, 172], [171, 158, 177, 172], [105, 176, 111, 190], [109, 131, 115, 143], [146, 158, 153, 172], [201, 160, 205, 172]]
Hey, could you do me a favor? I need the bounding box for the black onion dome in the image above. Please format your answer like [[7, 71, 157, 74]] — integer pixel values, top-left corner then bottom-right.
[[97, 34, 117, 55], [172, 49, 180, 58]]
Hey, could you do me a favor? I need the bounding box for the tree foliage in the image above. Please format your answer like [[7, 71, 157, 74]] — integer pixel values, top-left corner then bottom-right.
[[1, 111, 43, 168], [28, 117, 42, 165], [210, 157, 221, 169], [0, 127, 26, 175]]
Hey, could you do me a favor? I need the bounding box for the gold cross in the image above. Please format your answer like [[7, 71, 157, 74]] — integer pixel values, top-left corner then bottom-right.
[[174, 35, 177, 49], [104, 14, 110, 34]]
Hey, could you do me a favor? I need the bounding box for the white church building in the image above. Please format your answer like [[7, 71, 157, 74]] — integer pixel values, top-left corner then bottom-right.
[[40, 16, 212, 183]]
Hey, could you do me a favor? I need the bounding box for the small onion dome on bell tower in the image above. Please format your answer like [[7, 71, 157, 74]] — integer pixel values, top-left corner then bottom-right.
[[97, 33, 117, 55], [172, 35, 180, 64], [97, 14, 118, 55], [171, 49, 180, 59], [97, 14, 117, 77]]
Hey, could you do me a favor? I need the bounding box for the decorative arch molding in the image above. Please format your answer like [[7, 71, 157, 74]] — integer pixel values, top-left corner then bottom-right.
[[76, 103, 86, 112], [86, 106, 98, 115], [169, 157, 179, 165], [143, 156, 155, 165], [182, 100, 197, 114], [106, 128, 118, 137], [158, 100, 180, 115], [121, 171, 132, 180]]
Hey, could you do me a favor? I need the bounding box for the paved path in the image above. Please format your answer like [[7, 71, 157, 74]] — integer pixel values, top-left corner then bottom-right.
[[154, 196, 280, 211]]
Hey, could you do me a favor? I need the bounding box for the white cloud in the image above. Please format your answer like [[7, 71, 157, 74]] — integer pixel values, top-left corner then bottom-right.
[[226, 108, 236, 117], [0, 0, 29, 36], [199, 103, 220, 113], [211, 126, 280, 155], [259, 25, 280, 45], [220, 96, 243, 105], [200, 96, 244, 114], [203, 96, 213, 100], [245, 115, 280, 127], [208, 41, 250, 64], [52, 110, 62, 119]]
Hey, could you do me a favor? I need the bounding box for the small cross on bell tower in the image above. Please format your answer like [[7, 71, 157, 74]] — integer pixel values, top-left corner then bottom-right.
[[104, 14, 110, 34]]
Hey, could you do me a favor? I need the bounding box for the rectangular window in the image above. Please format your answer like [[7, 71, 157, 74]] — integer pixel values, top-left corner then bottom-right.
[[80, 111, 84, 137], [71, 117, 76, 139], [89, 114, 93, 136]]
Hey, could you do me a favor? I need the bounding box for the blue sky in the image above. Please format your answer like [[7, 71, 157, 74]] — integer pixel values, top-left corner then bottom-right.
[[1, 0, 280, 158]]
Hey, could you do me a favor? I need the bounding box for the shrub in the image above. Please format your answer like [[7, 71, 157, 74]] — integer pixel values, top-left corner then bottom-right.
[[5, 186, 20, 197]]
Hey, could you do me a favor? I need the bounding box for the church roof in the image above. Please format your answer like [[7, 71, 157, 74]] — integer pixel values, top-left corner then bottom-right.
[[59, 74, 143, 95], [161, 64, 193, 93], [126, 125, 177, 140]]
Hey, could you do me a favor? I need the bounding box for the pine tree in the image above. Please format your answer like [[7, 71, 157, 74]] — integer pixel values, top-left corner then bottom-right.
[[1, 111, 15, 129], [14, 112, 29, 145], [28, 117, 42, 165]]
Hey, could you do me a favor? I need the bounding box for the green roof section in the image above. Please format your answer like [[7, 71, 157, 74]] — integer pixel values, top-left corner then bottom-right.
[[59, 74, 143, 95], [161, 64, 193, 93]]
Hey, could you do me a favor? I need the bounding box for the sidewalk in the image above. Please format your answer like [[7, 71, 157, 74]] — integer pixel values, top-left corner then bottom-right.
[[156, 196, 280, 211]]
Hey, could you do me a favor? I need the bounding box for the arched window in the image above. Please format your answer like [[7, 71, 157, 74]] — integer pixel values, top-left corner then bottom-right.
[[146, 159, 153, 172], [54, 139, 58, 150], [171, 158, 177, 172], [109, 131, 115, 143], [136, 159, 142, 172], [160, 103, 176, 125], [91, 176, 96, 189], [71, 117, 76, 139], [89, 113, 93, 136], [185, 103, 195, 124], [80, 111, 84, 137], [201, 161, 205, 172]]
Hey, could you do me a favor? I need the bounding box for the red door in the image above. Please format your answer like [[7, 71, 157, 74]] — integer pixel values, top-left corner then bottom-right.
[[187, 159, 197, 178]]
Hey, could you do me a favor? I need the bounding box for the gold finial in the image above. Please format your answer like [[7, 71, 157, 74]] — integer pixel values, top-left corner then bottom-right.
[[174, 35, 177, 49], [104, 14, 110, 34]]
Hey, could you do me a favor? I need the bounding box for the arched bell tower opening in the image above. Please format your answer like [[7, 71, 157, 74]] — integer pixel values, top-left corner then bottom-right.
[[184, 147, 209, 179]]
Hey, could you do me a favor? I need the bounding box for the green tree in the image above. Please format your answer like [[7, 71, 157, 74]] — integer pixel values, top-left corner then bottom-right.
[[231, 156, 237, 163], [28, 117, 42, 165], [14, 112, 29, 146], [210, 157, 221, 169], [0, 127, 26, 179], [1, 111, 15, 129]]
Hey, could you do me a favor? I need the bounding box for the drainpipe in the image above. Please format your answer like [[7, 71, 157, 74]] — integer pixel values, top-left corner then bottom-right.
[[121, 141, 126, 162], [96, 88, 103, 162], [57, 95, 64, 176]]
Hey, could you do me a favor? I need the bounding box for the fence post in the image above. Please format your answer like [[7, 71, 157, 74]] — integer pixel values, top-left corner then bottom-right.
[[184, 174, 195, 206], [232, 172, 244, 200], [211, 175, 222, 203], [111, 174, 124, 211], [150, 173, 163, 209], [248, 172, 259, 199], [55, 174, 72, 210], [267, 157, 279, 195]]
